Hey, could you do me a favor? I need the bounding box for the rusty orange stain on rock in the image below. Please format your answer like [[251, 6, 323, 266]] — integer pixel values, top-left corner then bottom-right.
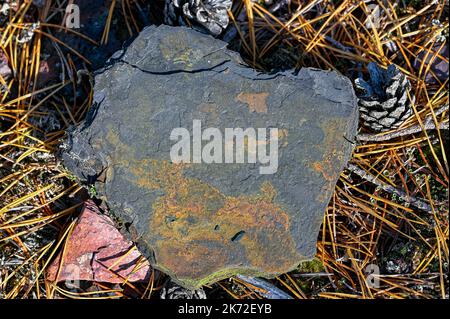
[[148, 177, 300, 285], [236, 92, 269, 113], [312, 118, 349, 202], [312, 162, 334, 182], [102, 129, 301, 287]]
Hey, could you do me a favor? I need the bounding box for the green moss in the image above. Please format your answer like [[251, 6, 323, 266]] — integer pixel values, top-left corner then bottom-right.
[[88, 185, 97, 198], [297, 257, 325, 273]]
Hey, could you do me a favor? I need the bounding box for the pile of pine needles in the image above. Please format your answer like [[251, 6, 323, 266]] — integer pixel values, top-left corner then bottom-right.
[[0, 0, 448, 299]]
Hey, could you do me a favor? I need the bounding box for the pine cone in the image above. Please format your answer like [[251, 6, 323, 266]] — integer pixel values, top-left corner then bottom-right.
[[160, 280, 207, 299], [355, 63, 414, 132], [164, 0, 232, 36]]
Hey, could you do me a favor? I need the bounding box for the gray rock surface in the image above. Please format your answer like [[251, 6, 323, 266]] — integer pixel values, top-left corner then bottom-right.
[[60, 25, 358, 289]]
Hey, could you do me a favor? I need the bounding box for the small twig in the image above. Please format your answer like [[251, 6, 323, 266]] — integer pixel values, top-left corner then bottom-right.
[[236, 275, 293, 299], [324, 35, 354, 53], [291, 272, 333, 277], [357, 105, 449, 142], [346, 163, 433, 212]]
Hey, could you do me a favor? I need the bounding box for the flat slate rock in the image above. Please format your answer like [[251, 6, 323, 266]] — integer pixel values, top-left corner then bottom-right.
[[60, 25, 358, 289]]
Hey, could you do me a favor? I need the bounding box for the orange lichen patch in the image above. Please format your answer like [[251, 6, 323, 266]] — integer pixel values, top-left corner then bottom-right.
[[236, 92, 269, 113], [313, 159, 339, 203], [102, 127, 300, 286], [312, 118, 349, 202], [312, 162, 335, 182], [148, 178, 300, 283]]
